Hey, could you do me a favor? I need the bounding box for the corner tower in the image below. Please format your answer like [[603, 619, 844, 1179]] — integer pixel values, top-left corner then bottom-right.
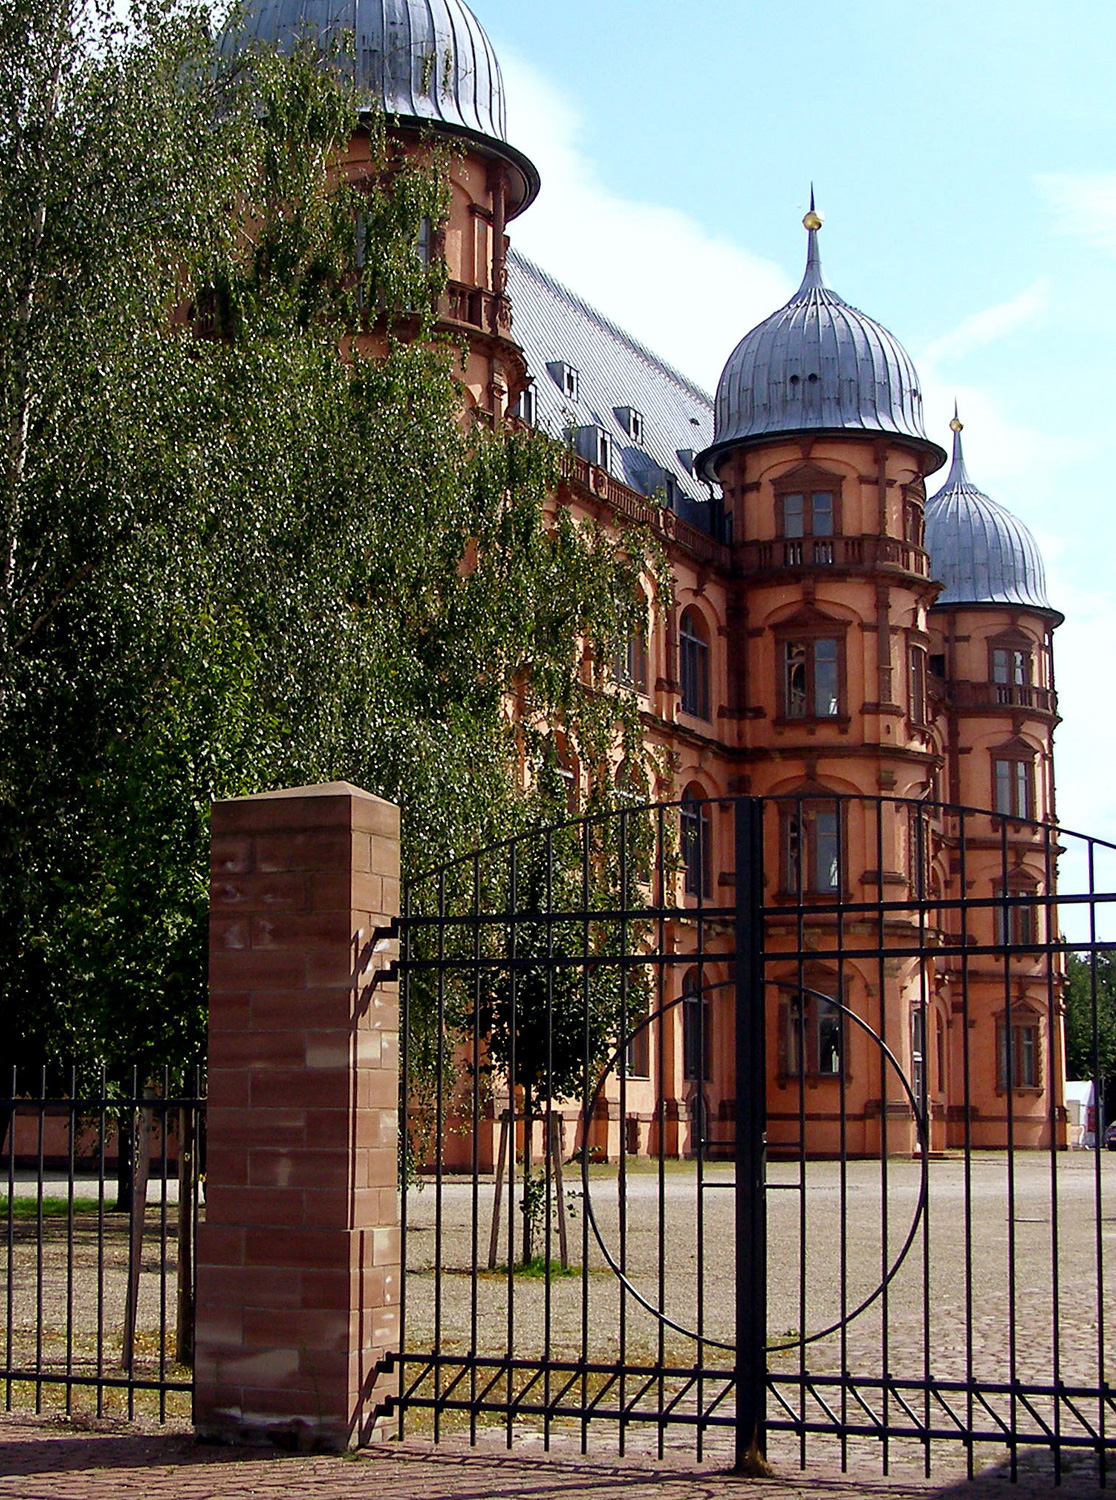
[[223, 0, 539, 421], [696, 206, 948, 1156]]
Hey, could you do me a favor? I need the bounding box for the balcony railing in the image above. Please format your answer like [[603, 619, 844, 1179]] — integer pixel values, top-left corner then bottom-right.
[[740, 533, 930, 578], [440, 280, 512, 335], [559, 452, 732, 568], [951, 681, 1058, 713]]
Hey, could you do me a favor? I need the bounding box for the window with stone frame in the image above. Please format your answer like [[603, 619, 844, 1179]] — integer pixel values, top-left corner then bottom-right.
[[781, 635, 842, 719], [997, 1012, 1041, 1091], [778, 975, 845, 1079], [993, 878, 1041, 949], [989, 631, 1034, 705], [992, 744, 1035, 820], [773, 463, 843, 566], [781, 798, 843, 895], [679, 607, 711, 719], [681, 967, 712, 1082], [908, 644, 928, 727]]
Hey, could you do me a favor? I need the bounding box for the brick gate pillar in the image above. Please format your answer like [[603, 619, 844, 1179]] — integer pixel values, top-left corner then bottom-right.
[[194, 783, 400, 1451]]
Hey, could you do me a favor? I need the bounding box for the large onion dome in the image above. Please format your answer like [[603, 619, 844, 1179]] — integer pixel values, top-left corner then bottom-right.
[[698, 205, 944, 479], [925, 416, 1055, 613], [221, 0, 539, 215]]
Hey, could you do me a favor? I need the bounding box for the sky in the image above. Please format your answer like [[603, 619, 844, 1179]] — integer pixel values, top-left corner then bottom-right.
[[471, 0, 1116, 858]]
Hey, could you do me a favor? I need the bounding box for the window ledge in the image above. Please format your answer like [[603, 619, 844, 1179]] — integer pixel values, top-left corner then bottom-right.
[[773, 716, 851, 732]]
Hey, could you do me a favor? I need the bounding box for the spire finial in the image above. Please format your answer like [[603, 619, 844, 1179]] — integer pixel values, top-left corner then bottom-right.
[[797, 187, 827, 295], [943, 401, 969, 489]]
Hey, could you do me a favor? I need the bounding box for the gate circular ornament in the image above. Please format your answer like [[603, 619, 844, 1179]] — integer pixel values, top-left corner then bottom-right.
[[580, 980, 930, 1354]]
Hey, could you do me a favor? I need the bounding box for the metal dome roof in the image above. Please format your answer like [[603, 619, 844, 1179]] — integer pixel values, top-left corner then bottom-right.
[[697, 209, 944, 479], [221, 0, 539, 215], [925, 419, 1055, 613]]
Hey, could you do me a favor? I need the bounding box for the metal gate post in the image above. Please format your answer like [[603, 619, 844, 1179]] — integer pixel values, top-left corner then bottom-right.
[[734, 797, 768, 1470]]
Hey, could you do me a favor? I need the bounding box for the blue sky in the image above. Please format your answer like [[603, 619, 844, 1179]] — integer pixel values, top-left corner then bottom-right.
[[475, 0, 1116, 851]]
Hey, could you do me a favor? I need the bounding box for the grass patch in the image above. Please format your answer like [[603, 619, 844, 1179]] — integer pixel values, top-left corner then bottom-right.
[[478, 1257, 581, 1280], [0, 1196, 109, 1219]]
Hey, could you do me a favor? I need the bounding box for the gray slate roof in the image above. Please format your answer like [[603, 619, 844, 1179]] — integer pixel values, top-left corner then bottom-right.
[[698, 224, 943, 478], [925, 427, 1054, 612], [220, 0, 538, 213], [507, 250, 720, 533]]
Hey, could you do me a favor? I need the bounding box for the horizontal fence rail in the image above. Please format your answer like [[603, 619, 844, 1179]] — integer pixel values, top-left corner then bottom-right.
[[1, 1067, 205, 1424], [394, 793, 1116, 1484]]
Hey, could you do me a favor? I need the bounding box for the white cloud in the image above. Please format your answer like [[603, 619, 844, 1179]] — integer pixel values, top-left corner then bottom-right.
[[500, 51, 791, 393], [919, 281, 1049, 368], [1037, 172, 1116, 252]]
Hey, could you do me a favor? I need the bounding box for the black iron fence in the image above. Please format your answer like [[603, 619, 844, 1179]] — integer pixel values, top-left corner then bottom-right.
[[392, 793, 1116, 1483], [1, 1067, 205, 1422]]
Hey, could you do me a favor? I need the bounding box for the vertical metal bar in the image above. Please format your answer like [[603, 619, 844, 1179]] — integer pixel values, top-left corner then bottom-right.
[[618, 807, 629, 1458], [35, 1066, 44, 1415], [579, 818, 592, 1454], [66, 1067, 76, 1416], [1088, 840, 1106, 1484], [1043, 822, 1061, 1482], [1001, 817, 1018, 1483], [96, 1067, 106, 1419], [505, 841, 517, 1447], [959, 810, 975, 1480], [543, 828, 555, 1451], [470, 852, 481, 1446], [398, 882, 411, 1443], [734, 797, 767, 1471], [916, 803, 932, 1478], [837, 802, 849, 1474], [875, 796, 890, 1475], [158, 1071, 169, 1421], [4, 1066, 14, 1413], [795, 796, 807, 1470], [655, 804, 668, 1462], [433, 866, 446, 1444]]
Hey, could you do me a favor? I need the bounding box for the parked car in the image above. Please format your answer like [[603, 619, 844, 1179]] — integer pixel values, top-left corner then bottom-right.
[[1104, 1123, 1116, 1151]]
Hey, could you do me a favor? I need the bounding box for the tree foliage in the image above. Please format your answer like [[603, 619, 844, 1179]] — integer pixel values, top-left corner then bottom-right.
[[0, 0, 656, 1080], [1064, 951, 1116, 1084]]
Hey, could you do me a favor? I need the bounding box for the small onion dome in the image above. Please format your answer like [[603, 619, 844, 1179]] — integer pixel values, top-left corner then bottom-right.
[[697, 205, 944, 480], [221, 0, 539, 216], [926, 417, 1055, 614]]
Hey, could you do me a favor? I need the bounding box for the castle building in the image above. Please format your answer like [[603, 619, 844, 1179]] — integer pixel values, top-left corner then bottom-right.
[[228, 0, 1064, 1154]]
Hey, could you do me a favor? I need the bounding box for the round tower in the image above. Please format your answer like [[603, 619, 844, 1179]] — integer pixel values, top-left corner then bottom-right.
[[695, 205, 949, 1155], [925, 414, 1062, 1148], [222, 0, 539, 420]]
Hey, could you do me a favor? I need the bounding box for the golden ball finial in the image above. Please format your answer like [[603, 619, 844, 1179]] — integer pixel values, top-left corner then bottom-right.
[[950, 416, 964, 434], [803, 208, 824, 232]]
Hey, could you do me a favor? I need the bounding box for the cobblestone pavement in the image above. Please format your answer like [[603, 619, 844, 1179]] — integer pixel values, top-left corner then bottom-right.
[[0, 1414, 1111, 1500]]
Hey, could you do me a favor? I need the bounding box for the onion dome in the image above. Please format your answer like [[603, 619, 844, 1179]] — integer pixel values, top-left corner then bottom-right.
[[221, 0, 539, 216], [925, 414, 1055, 613], [698, 202, 944, 479]]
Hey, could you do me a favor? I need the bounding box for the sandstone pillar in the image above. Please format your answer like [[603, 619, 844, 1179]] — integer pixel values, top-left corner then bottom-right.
[[194, 783, 399, 1451]]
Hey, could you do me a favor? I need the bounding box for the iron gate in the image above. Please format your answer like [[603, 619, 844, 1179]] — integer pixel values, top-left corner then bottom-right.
[[392, 793, 1116, 1483]]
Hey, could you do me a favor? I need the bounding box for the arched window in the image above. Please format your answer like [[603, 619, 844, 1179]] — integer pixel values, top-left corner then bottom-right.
[[679, 607, 710, 720], [681, 786, 712, 898], [613, 588, 649, 692]]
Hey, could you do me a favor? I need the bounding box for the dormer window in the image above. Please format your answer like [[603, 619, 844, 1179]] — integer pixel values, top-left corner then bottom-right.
[[549, 361, 580, 401], [677, 448, 695, 474], [513, 386, 538, 426], [616, 407, 645, 445], [576, 425, 612, 470]]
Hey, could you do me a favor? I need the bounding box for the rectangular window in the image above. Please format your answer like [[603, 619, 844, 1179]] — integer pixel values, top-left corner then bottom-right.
[[909, 646, 927, 725], [992, 648, 1029, 686], [994, 757, 1033, 819], [782, 637, 841, 719], [514, 386, 538, 425], [625, 998, 650, 1078], [994, 887, 1037, 947], [782, 493, 805, 537], [783, 991, 843, 1077], [784, 805, 842, 895], [683, 991, 710, 1081], [911, 1008, 926, 1108], [998, 1021, 1039, 1089], [811, 492, 834, 536], [679, 617, 710, 719]]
